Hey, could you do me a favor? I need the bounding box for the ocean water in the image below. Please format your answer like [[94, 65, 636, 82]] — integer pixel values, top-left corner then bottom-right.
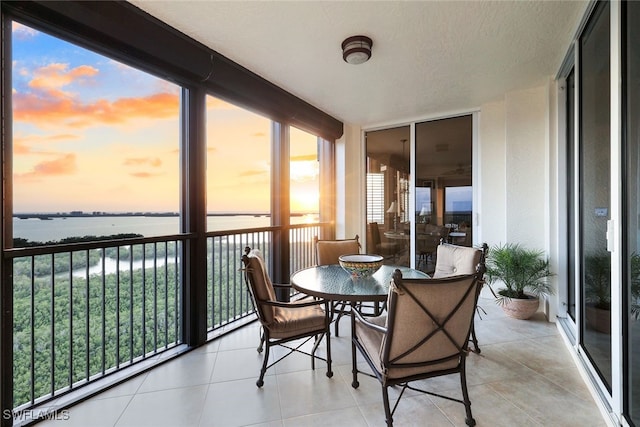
[[13, 214, 317, 243]]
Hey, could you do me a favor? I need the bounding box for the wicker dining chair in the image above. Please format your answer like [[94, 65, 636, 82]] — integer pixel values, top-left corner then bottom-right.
[[314, 235, 360, 336], [241, 247, 333, 387], [351, 269, 482, 427]]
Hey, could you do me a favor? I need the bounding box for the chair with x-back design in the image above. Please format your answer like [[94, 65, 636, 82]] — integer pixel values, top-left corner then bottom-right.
[[351, 269, 482, 427]]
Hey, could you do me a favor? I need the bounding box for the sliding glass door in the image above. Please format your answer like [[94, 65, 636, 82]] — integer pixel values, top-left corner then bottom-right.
[[579, 0, 611, 392], [626, 2, 640, 424]]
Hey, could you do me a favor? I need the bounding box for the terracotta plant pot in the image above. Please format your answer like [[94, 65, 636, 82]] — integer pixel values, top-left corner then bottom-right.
[[585, 305, 611, 334], [500, 294, 539, 320]]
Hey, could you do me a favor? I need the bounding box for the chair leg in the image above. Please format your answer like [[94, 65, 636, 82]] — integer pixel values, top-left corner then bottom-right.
[[257, 328, 265, 353], [382, 386, 393, 427], [311, 335, 317, 370], [460, 359, 475, 426], [325, 329, 333, 378], [333, 301, 346, 337], [257, 339, 269, 388], [470, 320, 480, 353], [351, 312, 359, 388]]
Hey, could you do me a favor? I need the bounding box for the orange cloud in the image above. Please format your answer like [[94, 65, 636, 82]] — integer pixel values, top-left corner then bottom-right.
[[124, 157, 162, 167], [13, 133, 81, 156], [29, 63, 98, 97], [34, 153, 76, 175], [16, 153, 77, 182], [14, 61, 179, 129], [130, 172, 163, 178], [14, 91, 179, 128]]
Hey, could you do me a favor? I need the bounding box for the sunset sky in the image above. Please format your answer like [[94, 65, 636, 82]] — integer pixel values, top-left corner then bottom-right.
[[11, 22, 319, 215]]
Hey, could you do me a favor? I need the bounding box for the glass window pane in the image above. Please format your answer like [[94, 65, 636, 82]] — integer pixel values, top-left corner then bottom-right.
[[626, 2, 640, 423], [415, 115, 472, 273], [289, 126, 319, 223], [205, 95, 271, 231], [11, 22, 180, 245], [365, 127, 410, 266]]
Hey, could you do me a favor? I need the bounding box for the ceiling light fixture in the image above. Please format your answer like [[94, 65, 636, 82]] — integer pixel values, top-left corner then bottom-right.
[[341, 35, 373, 64]]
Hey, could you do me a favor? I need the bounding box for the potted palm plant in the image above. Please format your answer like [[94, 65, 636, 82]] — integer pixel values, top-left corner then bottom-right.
[[584, 253, 611, 333], [486, 243, 554, 319], [584, 252, 640, 333]]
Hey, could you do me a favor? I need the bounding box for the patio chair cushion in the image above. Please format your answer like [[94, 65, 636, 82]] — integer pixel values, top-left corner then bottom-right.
[[270, 305, 328, 339], [315, 236, 360, 265], [246, 250, 277, 322], [432, 243, 482, 278]]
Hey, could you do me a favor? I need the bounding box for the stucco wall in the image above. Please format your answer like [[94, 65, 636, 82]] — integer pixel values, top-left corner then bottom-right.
[[336, 123, 364, 240], [478, 100, 507, 247], [479, 83, 554, 314], [504, 86, 550, 250]]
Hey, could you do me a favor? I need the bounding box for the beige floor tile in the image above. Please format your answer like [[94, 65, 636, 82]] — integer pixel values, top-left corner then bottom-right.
[[36, 301, 609, 427], [487, 374, 606, 426], [276, 369, 357, 419], [211, 347, 275, 384], [282, 406, 367, 427], [37, 395, 132, 427], [137, 351, 217, 393], [200, 378, 282, 427], [116, 384, 208, 427], [359, 393, 455, 427]]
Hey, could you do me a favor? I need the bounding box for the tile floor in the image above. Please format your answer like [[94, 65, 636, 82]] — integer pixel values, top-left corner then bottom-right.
[[38, 298, 608, 427]]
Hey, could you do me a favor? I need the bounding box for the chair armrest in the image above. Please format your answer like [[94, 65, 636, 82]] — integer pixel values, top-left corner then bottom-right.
[[272, 283, 293, 289], [352, 307, 387, 334]]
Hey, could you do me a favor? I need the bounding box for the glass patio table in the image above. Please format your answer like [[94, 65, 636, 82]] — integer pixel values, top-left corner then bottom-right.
[[290, 264, 430, 303]]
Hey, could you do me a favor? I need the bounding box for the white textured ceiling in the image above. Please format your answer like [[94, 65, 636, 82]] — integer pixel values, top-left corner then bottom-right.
[[129, 0, 587, 128]]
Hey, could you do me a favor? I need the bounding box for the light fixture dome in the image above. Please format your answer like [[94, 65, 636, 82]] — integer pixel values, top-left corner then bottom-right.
[[341, 35, 372, 64]]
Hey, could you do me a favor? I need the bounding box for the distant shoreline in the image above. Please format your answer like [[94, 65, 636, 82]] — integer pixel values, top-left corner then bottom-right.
[[14, 212, 310, 220]]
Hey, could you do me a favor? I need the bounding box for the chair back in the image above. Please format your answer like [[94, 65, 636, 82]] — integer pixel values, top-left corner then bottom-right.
[[315, 235, 360, 265], [241, 248, 276, 324], [433, 243, 487, 279], [369, 222, 382, 246], [382, 271, 481, 378]]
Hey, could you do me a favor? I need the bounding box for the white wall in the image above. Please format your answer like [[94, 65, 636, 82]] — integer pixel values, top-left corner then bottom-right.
[[478, 100, 507, 247], [504, 85, 550, 249], [335, 123, 364, 240], [479, 82, 557, 316]]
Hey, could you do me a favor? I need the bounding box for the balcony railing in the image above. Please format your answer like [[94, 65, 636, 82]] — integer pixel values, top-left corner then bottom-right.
[[5, 222, 323, 419], [205, 223, 322, 333]]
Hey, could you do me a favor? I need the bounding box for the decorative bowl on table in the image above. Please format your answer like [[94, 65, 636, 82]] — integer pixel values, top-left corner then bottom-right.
[[338, 254, 384, 278]]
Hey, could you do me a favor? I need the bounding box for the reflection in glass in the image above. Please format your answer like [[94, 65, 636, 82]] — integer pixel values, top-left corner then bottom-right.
[[415, 116, 472, 272], [626, 2, 640, 423], [365, 127, 410, 266], [579, 1, 611, 391]]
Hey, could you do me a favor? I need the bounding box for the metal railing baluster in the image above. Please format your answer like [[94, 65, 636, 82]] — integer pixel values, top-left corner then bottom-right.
[[8, 224, 326, 413]]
